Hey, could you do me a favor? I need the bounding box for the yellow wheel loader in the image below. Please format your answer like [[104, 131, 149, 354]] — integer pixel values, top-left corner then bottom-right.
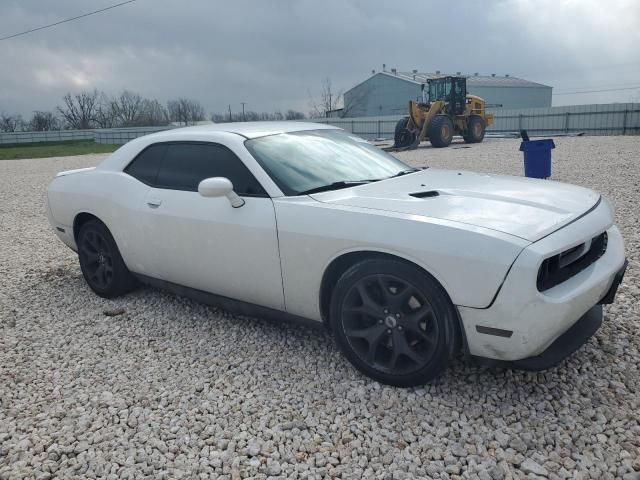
[[393, 76, 494, 149]]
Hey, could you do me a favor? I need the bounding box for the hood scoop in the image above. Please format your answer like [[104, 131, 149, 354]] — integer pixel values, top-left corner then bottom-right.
[[409, 190, 440, 199]]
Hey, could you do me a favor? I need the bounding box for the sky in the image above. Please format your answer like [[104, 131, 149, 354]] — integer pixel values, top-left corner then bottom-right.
[[1, 0, 639, 118]]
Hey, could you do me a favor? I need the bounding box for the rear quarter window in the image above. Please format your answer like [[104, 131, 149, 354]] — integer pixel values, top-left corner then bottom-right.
[[124, 144, 168, 185]]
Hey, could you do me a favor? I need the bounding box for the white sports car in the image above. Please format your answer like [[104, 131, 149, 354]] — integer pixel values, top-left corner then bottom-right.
[[46, 122, 627, 386]]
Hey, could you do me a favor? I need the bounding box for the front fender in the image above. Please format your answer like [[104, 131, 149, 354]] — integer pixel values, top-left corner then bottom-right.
[[274, 197, 528, 322]]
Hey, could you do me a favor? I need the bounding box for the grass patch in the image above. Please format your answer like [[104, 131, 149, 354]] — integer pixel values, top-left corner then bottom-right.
[[0, 140, 119, 160]]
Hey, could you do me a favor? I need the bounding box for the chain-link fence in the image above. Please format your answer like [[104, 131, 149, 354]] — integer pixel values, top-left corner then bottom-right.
[[93, 126, 176, 144], [1, 103, 638, 146], [310, 103, 640, 140], [0, 129, 95, 145]]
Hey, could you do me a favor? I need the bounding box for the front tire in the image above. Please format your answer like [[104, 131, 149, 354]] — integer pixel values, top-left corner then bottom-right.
[[330, 259, 459, 387], [393, 117, 415, 148], [428, 115, 454, 148], [77, 219, 137, 298]]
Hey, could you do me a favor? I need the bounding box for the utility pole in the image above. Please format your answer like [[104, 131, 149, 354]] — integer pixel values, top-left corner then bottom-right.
[[228, 104, 232, 122], [240, 102, 246, 121]]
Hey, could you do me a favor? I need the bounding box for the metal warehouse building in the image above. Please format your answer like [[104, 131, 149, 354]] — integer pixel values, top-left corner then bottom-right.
[[342, 70, 552, 117]]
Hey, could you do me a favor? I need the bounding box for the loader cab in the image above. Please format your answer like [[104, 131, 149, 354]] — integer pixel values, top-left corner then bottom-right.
[[427, 76, 467, 116]]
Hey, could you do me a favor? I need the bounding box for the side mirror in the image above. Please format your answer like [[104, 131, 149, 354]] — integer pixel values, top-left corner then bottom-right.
[[198, 177, 245, 208]]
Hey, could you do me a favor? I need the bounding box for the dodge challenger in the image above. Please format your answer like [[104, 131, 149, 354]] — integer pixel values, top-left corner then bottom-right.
[[46, 122, 627, 386]]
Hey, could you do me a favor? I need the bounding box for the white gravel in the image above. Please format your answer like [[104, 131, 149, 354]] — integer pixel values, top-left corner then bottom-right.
[[1, 136, 639, 480]]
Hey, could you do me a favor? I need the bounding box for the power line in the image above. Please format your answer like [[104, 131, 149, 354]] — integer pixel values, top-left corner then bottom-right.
[[553, 86, 640, 96], [0, 0, 137, 42]]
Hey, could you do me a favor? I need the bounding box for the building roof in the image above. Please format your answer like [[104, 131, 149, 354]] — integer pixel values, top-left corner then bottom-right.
[[347, 71, 551, 94]]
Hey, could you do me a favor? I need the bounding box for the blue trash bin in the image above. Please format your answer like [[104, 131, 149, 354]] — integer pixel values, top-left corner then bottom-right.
[[519, 139, 555, 179]]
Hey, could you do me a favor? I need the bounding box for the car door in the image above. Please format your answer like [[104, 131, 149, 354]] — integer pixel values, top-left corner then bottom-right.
[[140, 141, 285, 311]]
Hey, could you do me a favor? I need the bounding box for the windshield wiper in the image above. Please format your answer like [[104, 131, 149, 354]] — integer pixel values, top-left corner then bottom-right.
[[364, 169, 421, 184], [298, 169, 420, 195], [388, 168, 420, 178], [298, 180, 374, 195]]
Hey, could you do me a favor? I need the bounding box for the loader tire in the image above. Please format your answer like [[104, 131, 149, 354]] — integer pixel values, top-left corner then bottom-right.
[[463, 115, 486, 143], [394, 117, 414, 148], [428, 115, 454, 148]]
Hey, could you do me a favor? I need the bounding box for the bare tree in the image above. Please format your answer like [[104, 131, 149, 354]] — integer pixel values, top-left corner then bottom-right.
[[94, 92, 168, 128], [210, 112, 226, 123], [167, 98, 206, 125], [28, 111, 60, 131], [308, 78, 343, 118], [94, 92, 117, 129], [0, 113, 24, 132], [140, 99, 169, 126], [111, 90, 145, 126], [285, 109, 305, 120], [57, 90, 100, 129], [244, 111, 260, 121], [308, 78, 369, 118], [211, 109, 301, 123]]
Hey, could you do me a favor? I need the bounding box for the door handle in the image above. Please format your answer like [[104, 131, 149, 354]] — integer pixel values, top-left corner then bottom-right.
[[147, 198, 162, 208]]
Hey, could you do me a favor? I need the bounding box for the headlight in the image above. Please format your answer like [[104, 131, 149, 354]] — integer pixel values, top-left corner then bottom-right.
[[537, 231, 608, 291]]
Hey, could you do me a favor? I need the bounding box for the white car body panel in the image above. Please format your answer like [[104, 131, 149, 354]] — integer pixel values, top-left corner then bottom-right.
[[138, 189, 284, 310], [460, 201, 625, 360], [46, 122, 626, 364], [311, 169, 600, 242], [274, 196, 527, 319]]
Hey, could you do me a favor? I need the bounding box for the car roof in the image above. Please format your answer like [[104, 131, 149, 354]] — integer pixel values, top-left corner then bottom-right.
[[164, 121, 340, 139], [96, 121, 344, 173]]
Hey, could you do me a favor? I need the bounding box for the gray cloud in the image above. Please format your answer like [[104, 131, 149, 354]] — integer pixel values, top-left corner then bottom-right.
[[1, 0, 639, 118]]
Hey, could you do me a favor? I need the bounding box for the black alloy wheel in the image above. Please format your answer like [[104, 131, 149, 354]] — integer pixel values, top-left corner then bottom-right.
[[77, 219, 136, 298], [80, 228, 114, 290], [330, 259, 458, 386], [342, 274, 439, 375]]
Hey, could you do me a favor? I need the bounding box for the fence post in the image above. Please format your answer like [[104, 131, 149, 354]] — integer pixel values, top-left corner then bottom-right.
[[623, 110, 628, 135], [351, 120, 354, 134], [564, 112, 570, 133], [377, 120, 381, 138], [518, 114, 523, 131]]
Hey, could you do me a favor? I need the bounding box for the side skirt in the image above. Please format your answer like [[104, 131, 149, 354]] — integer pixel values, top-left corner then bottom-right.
[[133, 274, 325, 331]]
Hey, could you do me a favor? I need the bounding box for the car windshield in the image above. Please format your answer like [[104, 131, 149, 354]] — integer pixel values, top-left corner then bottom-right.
[[244, 129, 416, 195]]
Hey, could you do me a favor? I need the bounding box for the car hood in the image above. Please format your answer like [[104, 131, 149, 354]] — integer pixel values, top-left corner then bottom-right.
[[309, 169, 600, 242]]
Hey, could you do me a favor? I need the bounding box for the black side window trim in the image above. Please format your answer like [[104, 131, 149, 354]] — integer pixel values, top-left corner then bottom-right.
[[123, 141, 269, 198]]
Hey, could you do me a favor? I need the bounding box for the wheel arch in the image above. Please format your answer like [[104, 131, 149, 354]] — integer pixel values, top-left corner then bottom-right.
[[319, 249, 468, 354], [73, 212, 103, 242], [320, 250, 454, 319]]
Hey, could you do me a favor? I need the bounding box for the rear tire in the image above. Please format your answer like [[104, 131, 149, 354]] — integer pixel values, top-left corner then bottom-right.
[[428, 115, 454, 148], [329, 258, 459, 387], [463, 115, 486, 143], [77, 219, 137, 298]]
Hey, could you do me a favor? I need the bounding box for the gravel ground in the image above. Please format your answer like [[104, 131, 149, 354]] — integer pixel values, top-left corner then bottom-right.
[[1, 136, 639, 480]]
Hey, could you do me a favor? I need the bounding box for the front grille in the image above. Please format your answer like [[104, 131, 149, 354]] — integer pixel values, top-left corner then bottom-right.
[[537, 232, 608, 291]]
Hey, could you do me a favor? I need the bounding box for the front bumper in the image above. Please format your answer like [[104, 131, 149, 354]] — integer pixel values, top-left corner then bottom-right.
[[459, 203, 626, 363], [510, 304, 603, 370], [508, 258, 627, 370], [471, 304, 602, 371]]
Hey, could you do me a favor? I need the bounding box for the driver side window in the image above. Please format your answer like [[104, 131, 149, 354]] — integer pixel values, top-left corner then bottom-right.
[[125, 142, 267, 197]]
